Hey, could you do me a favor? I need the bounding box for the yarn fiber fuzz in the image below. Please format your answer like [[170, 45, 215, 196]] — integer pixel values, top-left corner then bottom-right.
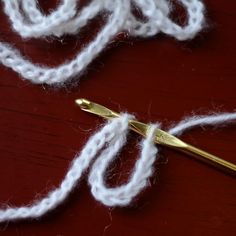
[[0, 112, 235, 222], [0, 0, 234, 224], [0, 0, 205, 84]]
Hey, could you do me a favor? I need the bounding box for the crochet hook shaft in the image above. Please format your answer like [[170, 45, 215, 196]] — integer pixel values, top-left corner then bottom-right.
[[75, 98, 236, 174]]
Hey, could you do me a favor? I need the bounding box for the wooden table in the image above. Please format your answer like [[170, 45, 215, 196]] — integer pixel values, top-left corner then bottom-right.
[[0, 1, 235, 235]]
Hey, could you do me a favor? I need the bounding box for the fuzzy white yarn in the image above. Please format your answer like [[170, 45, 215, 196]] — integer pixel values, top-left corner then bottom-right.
[[0, 0, 205, 84], [0, 112, 235, 222]]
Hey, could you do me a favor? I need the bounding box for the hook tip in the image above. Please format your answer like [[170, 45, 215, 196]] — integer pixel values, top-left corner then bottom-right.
[[75, 98, 91, 110]]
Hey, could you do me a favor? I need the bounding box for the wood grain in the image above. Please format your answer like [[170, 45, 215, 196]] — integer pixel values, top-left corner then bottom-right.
[[0, 1, 235, 235]]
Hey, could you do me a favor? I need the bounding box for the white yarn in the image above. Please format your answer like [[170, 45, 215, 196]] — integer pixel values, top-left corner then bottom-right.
[[0, 0, 205, 84], [0, 111, 235, 222], [88, 124, 158, 206]]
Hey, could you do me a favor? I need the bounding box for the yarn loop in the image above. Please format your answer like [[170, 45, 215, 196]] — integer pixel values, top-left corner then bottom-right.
[[0, 0, 205, 84]]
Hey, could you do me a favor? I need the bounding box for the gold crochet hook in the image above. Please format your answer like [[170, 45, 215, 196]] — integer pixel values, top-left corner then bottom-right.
[[75, 98, 236, 175]]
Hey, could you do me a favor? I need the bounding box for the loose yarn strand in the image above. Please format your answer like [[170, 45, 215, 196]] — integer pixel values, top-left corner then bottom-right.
[[0, 0, 205, 84], [169, 112, 236, 136], [0, 112, 235, 222]]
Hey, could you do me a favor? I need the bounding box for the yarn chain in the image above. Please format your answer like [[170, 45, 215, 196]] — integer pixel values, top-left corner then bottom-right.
[[0, 0, 205, 84], [0, 112, 235, 222]]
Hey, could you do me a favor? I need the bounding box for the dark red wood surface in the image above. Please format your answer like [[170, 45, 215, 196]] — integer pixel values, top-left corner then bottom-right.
[[0, 1, 235, 235]]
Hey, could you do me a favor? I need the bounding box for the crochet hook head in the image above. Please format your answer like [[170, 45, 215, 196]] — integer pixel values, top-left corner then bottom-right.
[[76, 98, 236, 174], [76, 98, 120, 119], [76, 99, 186, 148]]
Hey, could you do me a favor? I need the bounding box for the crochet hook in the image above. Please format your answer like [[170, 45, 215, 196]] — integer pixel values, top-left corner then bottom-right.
[[75, 98, 236, 174]]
